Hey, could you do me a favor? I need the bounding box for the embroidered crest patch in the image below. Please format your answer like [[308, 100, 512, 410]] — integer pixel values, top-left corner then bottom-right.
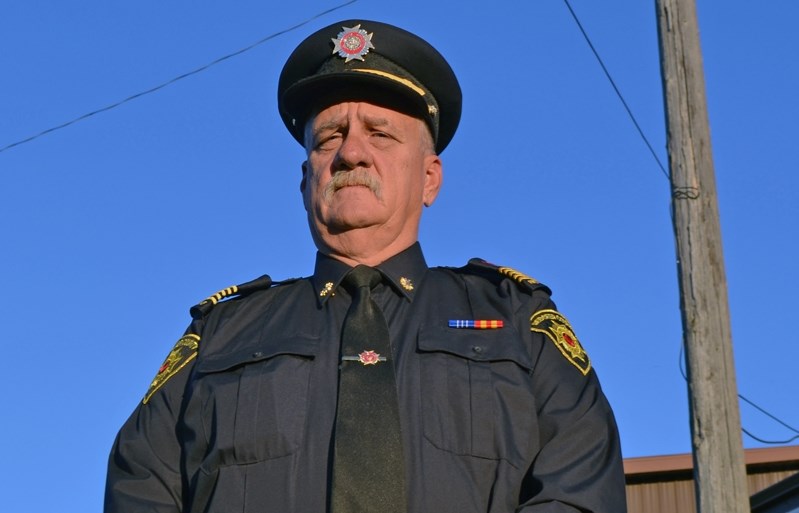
[[143, 334, 200, 404], [530, 309, 591, 375]]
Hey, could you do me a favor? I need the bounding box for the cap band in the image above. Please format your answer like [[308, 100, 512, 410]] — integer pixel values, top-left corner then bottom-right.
[[351, 69, 426, 96]]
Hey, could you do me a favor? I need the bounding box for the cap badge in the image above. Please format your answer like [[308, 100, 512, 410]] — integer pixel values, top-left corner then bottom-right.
[[332, 24, 375, 62]]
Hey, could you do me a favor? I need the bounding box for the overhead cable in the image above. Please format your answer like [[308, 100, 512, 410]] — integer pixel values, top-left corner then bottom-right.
[[0, 0, 357, 154], [562, 0, 670, 180], [678, 343, 798, 445]]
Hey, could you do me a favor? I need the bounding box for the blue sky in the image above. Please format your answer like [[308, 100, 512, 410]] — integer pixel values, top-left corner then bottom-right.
[[1, 1, 797, 511]]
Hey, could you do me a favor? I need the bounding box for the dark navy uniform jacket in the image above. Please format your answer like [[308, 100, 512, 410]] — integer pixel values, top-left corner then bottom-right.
[[105, 243, 626, 512]]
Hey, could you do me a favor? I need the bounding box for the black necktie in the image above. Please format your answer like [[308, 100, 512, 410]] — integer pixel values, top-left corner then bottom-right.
[[331, 265, 407, 513]]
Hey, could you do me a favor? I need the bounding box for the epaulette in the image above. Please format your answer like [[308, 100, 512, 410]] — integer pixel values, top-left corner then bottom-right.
[[456, 258, 551, 296], [461, 259, 589, 375], [189, 274, 274, 319], [144, 274, 280, 404]]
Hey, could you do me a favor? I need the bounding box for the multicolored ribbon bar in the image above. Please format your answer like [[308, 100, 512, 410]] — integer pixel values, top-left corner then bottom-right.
[[448, 320, 504, 329]]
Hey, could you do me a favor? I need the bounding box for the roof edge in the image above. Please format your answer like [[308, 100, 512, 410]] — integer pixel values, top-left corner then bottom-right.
[[624, 445, 799, 476]]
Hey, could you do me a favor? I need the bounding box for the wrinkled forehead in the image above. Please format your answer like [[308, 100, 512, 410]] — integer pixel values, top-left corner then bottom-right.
[[304, 100, 432, 147]]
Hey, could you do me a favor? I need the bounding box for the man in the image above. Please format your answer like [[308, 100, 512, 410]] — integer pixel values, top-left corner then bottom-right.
[[105, 19, 626, 513]]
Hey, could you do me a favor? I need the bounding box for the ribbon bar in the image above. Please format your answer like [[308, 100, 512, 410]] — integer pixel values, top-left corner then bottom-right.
[[448, 320, 504, 329]]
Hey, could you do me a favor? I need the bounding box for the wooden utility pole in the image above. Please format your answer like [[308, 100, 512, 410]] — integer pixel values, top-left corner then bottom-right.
[[655, 0, 749, 511]]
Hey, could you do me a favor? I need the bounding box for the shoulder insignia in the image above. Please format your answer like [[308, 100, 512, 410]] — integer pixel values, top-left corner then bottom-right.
[[143, 334, 200, 404], [530, 309, 591, 376], [497, 265, 539, 287], [190, 274, 273, 319], [461, 258, 548, 295]]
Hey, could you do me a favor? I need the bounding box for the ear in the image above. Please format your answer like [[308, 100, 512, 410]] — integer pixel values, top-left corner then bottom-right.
[[300, 161, 308, 192], [422, 154, 443, 207], [300, 161, 310, 211]]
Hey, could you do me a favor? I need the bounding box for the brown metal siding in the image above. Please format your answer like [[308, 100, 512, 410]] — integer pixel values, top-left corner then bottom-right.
[[624, 447, 799, 513], [748, 470, 799, 495], [626, 478, 696, 513], [626, 471, 798, 513]]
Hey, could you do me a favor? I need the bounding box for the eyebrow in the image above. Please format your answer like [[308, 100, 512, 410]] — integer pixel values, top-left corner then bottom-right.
[[312, 118, 344, 136], [362, 115, 391, 128], [307, 113, 402, 144]]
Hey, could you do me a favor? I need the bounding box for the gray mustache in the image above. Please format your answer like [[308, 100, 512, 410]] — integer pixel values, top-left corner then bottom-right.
[[324, 170, 382, 200]]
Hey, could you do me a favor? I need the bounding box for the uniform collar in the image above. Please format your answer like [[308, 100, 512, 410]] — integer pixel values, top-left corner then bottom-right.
[[311, 242, 429, 306]]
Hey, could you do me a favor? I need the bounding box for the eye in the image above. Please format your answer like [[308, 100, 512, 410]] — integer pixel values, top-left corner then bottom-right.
[[314, 133, 343, 151], [369, 130, 396, 148]]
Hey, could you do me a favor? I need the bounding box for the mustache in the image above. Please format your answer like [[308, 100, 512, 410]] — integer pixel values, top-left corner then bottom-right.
[[323, 169, 382, 201]]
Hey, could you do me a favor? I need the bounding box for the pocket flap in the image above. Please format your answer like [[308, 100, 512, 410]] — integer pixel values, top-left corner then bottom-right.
[[197, 334, 320, 373], [418, 324, 532, 370]]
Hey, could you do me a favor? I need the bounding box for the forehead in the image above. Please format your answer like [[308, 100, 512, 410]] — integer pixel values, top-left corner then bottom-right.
[[307, 101, 424, 131]]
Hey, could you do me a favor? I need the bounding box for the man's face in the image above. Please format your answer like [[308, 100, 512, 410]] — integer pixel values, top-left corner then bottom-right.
[[301, 101, 442, 260]]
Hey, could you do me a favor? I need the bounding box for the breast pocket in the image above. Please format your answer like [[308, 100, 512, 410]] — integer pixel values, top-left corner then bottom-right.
[[418, 324, 535, 467], [192, 334, 319, 472]]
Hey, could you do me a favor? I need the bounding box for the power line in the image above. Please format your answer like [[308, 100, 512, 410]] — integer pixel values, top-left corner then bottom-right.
[[742, 428, 799, 446], [563, 0, 799, 452], [0, 0, 357, 155], [678, 343, 799, 445], [562, 0, 670, 180], [739, 394, 799, 437], [565, 0, 795, 453], [566, 0, 798, 455]]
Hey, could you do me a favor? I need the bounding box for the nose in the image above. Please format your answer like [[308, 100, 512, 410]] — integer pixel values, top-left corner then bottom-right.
[[332, 132, 373, 171]]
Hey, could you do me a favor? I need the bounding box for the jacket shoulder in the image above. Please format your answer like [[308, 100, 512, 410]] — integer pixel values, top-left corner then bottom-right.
[[438, 258, 552, 296], [189, 274, 301, 319]]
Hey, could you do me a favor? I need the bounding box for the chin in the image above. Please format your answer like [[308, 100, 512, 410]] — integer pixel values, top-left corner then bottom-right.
[[328, 217, 382, 233], [325, 206, 386, 231]]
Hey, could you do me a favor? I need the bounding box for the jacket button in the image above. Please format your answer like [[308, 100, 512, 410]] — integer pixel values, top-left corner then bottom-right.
[[472, 345, 484, 354], [252, 351, 264, 359]]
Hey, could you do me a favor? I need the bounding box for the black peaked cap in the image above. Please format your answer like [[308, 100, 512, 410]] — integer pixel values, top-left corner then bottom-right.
[[278, 20, 462, 154]]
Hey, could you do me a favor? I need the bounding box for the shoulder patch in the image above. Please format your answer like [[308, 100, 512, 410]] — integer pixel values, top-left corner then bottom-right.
[[530, 309, 591, 376], [143, 334, 200, 404]]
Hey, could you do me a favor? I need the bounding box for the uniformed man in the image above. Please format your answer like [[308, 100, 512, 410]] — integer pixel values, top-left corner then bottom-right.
[[105, 19, 627, 513]]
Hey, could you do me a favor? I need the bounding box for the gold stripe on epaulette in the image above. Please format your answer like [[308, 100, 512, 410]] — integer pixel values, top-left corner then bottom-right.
[[497, 266, 539, 287], [202, 285, 239, 306]]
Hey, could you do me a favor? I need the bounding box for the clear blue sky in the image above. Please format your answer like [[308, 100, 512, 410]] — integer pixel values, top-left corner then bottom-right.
[[2, 1, 797, 511]]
